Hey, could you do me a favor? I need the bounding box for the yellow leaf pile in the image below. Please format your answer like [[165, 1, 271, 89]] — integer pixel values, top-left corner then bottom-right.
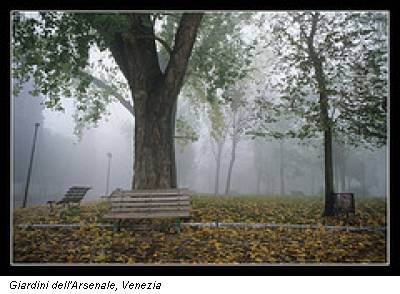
[[13, 196, 386, 264]]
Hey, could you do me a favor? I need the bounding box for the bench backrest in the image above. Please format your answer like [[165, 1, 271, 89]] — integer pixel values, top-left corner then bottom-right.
[[61, 186, 91, 203], [108, 188, 190, 218]]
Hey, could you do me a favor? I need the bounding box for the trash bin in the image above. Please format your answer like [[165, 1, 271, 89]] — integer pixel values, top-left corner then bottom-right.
[[333, 192, 355, 214]]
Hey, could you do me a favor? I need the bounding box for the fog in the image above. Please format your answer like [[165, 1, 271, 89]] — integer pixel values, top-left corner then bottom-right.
[[13, 81, 133, 206], [12, 79, 387, 208]]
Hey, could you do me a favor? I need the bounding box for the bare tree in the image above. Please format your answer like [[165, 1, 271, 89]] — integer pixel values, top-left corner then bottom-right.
[[224, 89, 249, 195], [210, 136, 226, 194]]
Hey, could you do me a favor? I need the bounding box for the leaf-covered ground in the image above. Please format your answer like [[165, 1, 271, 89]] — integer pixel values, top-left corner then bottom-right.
[[13, 195, 387, 264]]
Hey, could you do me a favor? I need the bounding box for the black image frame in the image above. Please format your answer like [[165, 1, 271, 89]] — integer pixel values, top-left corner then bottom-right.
[[1, 0, 399, 277]]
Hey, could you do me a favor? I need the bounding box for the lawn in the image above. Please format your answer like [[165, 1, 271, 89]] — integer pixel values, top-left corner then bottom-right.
[[13, 195, 387, 264]]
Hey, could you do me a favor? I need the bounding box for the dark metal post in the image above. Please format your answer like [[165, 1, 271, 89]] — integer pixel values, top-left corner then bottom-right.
[[22, 122, 40, 208], [106, 152, 112, 196]]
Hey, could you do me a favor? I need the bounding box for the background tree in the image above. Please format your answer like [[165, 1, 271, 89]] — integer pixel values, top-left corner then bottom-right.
[[208, 102, 227, 195], [182, 13, 259, 194], [224, 86, 250, 195], [252, 139, 268, 194], [261, 11, 387, 215]]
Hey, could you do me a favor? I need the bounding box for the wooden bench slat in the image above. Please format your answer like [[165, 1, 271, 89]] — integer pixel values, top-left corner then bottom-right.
[[67, 188, 91, 192], [104, 188, 191, 223], [103, 211, 190, 219], [65, 191, 89, 194], [64, 195, 85, 199], [65, 193, 88, 196], [48, 186, 91, 206], [66, 191, 90, 195], [62, 197, 85, 201], [60, 196, 84, 199]]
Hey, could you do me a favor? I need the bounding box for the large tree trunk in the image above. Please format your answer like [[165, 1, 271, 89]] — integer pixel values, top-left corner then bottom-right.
[[133, 93, 177, 189], [170, 100, 178, 188], [104, 13, 203, 190]]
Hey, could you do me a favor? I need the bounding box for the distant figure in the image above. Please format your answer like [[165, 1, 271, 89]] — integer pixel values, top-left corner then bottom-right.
[[290, 190, 304, 196]]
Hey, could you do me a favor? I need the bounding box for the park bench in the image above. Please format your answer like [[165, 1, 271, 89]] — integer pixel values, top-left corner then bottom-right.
[[47, 186, 91, 213], [103, 188, 191, 231]]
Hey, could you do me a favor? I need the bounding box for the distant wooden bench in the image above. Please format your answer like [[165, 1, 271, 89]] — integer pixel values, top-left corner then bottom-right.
[[103, 188, 191, 231], [47, 186, 91, 212]]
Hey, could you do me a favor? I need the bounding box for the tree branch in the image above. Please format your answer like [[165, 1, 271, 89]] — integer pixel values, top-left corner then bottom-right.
[[164, 13, 203, 101], [154, 36, 173, 54], [85, 71, 135, 117], [107, 33, 134, 86], [136, 34, 173, 55], [125, 14, 163, 93]]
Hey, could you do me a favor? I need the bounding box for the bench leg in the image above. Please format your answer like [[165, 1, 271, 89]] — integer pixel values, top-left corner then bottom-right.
[[215, 219, 219, 228]]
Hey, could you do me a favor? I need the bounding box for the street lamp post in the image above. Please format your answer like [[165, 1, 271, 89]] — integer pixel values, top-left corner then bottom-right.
[[105, 152, 112, 196], [23, 122, 40, 208]]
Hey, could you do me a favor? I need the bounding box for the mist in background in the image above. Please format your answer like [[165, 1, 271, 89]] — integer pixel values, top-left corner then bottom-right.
[[12, 81, 387, 208]]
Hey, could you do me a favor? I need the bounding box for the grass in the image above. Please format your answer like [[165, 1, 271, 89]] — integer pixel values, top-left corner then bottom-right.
[[13, 195, 387, 264]]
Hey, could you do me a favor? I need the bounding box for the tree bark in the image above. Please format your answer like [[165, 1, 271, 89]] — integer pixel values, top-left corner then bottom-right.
[[225, 112, 238, 195], [338, 142, 347, 192], [170, 100, 178, 188], [133, 94, 176, 188], [334, 141, 339, 192], [307, 13, 335, 215], [341, 155, 346, 192], [225, 137, 237, 195], [323, 128, 335, 215], [214, 140, 224, 194], [103, 13, 203, 189]]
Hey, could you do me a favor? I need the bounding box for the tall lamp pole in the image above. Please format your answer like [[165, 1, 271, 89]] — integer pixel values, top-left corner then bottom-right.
[[105, 152, 112, 196], [23, 122, 40, 208]]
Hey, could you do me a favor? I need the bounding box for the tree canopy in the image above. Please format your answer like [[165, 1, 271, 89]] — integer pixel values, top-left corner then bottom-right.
[[13, 12, 258, 134], [253, 12, 387, 148]]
